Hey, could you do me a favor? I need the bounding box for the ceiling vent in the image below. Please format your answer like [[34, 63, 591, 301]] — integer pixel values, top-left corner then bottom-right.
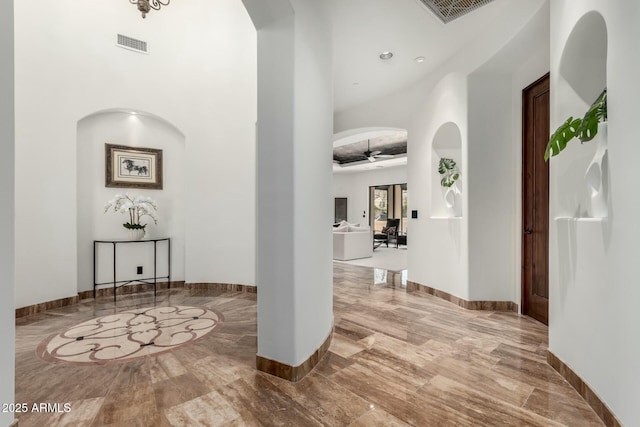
[[417, 0, 496, 24], [117, 34, 148, 54]]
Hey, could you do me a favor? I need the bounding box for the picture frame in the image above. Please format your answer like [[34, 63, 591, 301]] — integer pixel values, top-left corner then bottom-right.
[[105, 144, 163, 189]]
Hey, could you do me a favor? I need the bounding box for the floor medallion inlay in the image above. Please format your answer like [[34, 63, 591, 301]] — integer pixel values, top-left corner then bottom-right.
[[37, 305, 223, 365]]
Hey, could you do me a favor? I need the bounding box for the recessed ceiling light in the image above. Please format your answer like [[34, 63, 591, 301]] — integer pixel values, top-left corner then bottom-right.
[[379, 51, 394, 60], [415, 56, 425, 63]]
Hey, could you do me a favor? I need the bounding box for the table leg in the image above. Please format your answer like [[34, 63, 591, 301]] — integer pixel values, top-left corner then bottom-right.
[[93, 241, 97, 299], [113, 242, 117, 303], [153, 240, 157, 297]]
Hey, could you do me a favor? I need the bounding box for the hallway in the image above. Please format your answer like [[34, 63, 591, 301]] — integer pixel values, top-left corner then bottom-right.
[[14, 264, 601, 426]]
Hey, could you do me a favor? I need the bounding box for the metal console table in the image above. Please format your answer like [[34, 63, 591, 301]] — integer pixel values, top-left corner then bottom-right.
[[93, 237, 171, 302]]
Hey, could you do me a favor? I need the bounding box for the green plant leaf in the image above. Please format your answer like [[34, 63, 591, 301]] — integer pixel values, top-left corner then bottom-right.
[[576, 88, 607, 142], [544, 117, 582, 161], [441, 176, 455, 187], [438, 158, 459, 187], [438, 157, 456, 175]]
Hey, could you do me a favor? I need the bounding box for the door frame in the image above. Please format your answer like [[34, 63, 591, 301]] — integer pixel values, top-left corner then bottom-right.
[[521, 72, 550, 325]]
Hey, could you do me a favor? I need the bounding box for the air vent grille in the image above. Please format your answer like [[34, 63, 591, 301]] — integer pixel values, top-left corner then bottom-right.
[[117, 34, 148, 54], [417, 0, 496, 24]]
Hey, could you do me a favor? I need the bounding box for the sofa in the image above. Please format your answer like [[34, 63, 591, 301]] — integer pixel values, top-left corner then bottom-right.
[[332, 221, 373, 261]]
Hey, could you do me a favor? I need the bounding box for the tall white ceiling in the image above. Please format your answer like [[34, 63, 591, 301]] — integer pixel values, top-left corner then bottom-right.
[[331, 0, 545, 112]]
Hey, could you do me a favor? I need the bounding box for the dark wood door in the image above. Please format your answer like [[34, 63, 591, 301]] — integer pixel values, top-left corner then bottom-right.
[[522, 73, 550, 325]]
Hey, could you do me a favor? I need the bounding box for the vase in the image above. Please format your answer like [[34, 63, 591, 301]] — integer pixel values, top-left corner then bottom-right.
[[127, 228, 145, 240], [444, 183, 462, 218], [584, 122, 608, 218]]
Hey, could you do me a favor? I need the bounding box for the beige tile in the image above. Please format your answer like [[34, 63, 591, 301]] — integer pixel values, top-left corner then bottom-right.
[[523, 388, 603, 426], [329, 333, 369, 359], [334, 319, 375, 341], [349, 408, 411, 427], [147, 353, 188, 383], [91, 382, 157, 426], [153, 372, 210, 409], [189, 354, 253, 388], [422, 375, 567, 427], [16, 397, 103, 427], [420, 356, 535, 407], [164, 389, 246, 426], [215, 376, 324, 426], [268, 372, 370, 425]]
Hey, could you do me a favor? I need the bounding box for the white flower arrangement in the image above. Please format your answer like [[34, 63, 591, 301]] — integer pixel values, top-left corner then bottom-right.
[[104, 193, 158, 231]]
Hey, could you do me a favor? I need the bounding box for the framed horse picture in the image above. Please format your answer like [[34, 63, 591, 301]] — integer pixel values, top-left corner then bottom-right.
[[105, 144, 163, 189]]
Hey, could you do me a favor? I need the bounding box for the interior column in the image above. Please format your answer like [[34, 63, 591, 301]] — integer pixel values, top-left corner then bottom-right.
[[242, 0, 334, 380]]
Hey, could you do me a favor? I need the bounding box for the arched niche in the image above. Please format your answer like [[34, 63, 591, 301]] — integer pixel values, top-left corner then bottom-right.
[[431, 122, 462, 218], [559, 11, 607, 105], [76, 109, 186, 293], [78, 109, 185, 138], [557, 11, 608, 218]]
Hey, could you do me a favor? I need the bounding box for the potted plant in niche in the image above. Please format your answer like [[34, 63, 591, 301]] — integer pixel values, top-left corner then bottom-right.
[[544, 88, 607, 160], [104, 193, 158, 240], [545, 88, 608, 217], [438, 157, 461, 217]]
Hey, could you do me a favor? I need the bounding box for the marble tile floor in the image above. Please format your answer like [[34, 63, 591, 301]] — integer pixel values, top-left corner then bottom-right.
[[14, 263, 603, 426]]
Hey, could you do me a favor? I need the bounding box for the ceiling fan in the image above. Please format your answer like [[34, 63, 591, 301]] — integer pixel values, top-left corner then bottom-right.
[[362, 139, 394, 162]]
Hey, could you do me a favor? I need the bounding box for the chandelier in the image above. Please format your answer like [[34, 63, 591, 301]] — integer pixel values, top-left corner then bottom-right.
[[130, 0, 170, 19]]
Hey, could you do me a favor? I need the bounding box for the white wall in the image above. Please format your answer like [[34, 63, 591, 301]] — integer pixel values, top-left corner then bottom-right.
[[552, 11, 607, 219], [549, 3, 640, 424], [0, 0, 15, 423], [333, 165, 407, 225], [467, 73, 514, 301], [253, 7, 297, 366], [14, 0, 257, 308], [468, 0, 549, 306], [77, 111, 185, 291], [406, 3, 549, 304], [291, 0, 334, 365], [408, 73, 469, 299]]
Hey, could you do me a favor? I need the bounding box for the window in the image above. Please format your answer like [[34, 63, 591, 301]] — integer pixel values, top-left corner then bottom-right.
[[401, 185, 408, 234], [369, 183, 408, 234], [373, 187, 389, 232]]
